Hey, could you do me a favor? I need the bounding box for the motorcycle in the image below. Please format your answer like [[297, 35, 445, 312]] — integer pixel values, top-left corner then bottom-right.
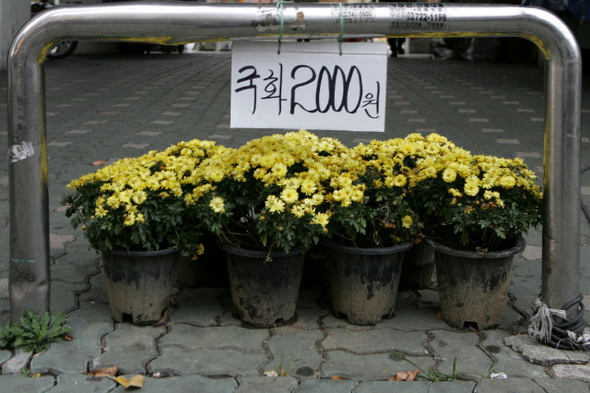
[[31, 0, 79, 59]]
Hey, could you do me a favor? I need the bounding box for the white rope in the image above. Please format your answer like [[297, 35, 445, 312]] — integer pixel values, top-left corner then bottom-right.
[[528, 298, 565, 343], [528, 297, 590, 349]]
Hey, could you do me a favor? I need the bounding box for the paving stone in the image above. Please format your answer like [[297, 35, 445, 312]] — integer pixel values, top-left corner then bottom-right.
[[235, 376, 299, 392], [160, 324, 268, 352], [51, 373, 116, 393], [379, 292, 448, 331], [353, 381, 476, 392], [78, 272, 110, 305], [50, 280, 87, 315], [266, 327, 323, 378], [31, 317, 112, 374], [534, 377, 590, 392], [504, 334, 590, 366], [90, 323, 166, 374], [473, 378, 546, 393], [322, 328, 428, 356], [50, 234, 76, 250], [480, 330, 549, 379], [322, 351, 435, 381], [2, 348, 33, 375], [427, 382, 478, 393], [429, 330, 493, 379], [51, 262, 99, 285], [0, 375, 54, 392], [67, 299, 113, 324], [148, 346, 268, 377], [170, 288, 227, 326], [108, 375, 237, 393], [294, 379, 357, 392], [551, 364, 590, 383], [290, 308, 322, 330]]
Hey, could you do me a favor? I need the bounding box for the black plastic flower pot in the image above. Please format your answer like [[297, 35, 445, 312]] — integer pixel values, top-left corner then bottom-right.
[[218, 242, 304, 328], [427, 236, 526, 330], [398, 241, 435, 291], [322, 239, 414, 325], [102, 248, 180, 324]]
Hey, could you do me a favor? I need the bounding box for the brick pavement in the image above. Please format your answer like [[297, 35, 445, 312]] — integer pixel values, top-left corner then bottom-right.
[[0, 52, 590, 391]]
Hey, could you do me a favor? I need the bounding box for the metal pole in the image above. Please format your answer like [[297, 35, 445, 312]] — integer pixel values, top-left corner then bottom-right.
[[7, 3, 581, 320]]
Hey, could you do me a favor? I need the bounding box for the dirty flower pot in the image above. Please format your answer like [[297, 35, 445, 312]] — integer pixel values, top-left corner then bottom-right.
[[322, 239, 414, 325], [102, 248, 180, 324], [398, 241, 435, 291], [218, 242, 304, 328], [427, 236, 526, 330]]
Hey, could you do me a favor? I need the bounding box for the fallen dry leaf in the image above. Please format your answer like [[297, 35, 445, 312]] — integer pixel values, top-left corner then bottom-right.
[[169, 297, 177, 307], [389, 370, 420, 381], [125, 375, 145, 389], [154, 310, 168, 326], [108, 375, 129, 386], [92, 159, 109, 166], [331, 376, 348, 380], [437, 310, 443, 319], [64, 335, 74, 341], [89, 367, 120, 377]]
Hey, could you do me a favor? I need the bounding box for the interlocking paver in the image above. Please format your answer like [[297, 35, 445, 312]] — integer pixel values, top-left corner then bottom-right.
[[51, 373, 116, 393], [90, 323, 166, 374], [161, 324, 268, 352], [428, 330, 493, 379], [321, 351, 435, 381], [109, 375, 237, 393], [474, 378, 545, 393], [234, 376, 299, 392], [480, 330, 549, 379], [322, 327, 428, 356], [265, 326, 323, 378], [31, 317, 112, 374], [0, 375, 55, 392], [149, 347, 268, 377], [169, 288, 227, 326]]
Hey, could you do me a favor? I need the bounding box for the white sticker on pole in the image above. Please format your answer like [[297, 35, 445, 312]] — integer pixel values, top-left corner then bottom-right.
[[231, 41, 388, 132]]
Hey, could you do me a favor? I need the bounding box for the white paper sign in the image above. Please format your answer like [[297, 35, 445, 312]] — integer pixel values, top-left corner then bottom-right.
[[231, 41, 388, 132]]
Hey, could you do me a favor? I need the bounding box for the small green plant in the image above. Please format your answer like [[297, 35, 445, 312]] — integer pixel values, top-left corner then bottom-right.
[[264, 353, 302, 377], [390, 352, 496, 382], [0, 310, 74, 354]]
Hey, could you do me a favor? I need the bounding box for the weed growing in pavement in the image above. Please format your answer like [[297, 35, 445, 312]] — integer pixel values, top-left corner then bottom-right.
[[390, 352, 497, 382], [264, 353, 302, 377], [0, 310, 74, 354]]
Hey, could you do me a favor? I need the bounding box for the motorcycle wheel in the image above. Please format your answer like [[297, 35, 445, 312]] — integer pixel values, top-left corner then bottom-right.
[[47, 41, 78, 60]]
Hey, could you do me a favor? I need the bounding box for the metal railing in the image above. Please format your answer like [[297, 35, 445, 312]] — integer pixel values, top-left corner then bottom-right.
[[7, 2, 582, 324]]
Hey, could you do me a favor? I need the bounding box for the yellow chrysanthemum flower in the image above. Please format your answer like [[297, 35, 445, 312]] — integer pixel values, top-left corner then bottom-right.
[[401, 215, 413, 229], [265, 195, 285, 213], [442, 168, 457, 183], [281, 188, 299, 204], [209, 197, 225, 213], [464, 177, 480, 197]]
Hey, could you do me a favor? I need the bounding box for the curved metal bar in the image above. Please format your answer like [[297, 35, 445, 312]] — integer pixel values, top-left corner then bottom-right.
[[8, 3, 581, 320]]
